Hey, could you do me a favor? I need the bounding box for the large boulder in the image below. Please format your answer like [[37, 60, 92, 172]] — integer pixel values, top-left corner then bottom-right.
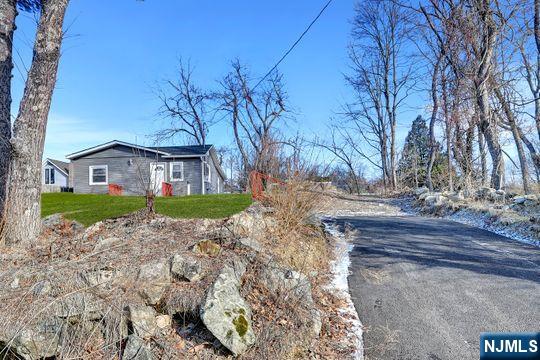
[[43, 213, 84, 233], [170, 255, 203, 282], [54, 293, 103, 321], [424, 193, 447, 207], [512, 194, 538, 206], [137, 260, 171, 305], [200, 260, 255, 356], [476, 187, 496, 200], [8, 319, 62, 360], [415, 186, 429, 196]]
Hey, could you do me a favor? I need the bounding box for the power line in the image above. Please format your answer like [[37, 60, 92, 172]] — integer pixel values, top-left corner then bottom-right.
[[252, 0, 334, 90]]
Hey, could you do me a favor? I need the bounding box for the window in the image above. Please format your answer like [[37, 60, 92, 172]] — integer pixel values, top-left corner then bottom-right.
[[89, 165, 108, 185], [170, 162, 184, 181], [44, 168, 55, 185]]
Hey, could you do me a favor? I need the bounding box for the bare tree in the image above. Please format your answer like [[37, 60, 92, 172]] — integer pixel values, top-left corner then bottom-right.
[[314, 126, 362, 194], [1, 0, 70, 245], [157, 60, 216, 145], [219, 60, 289, 182], [347, 0, 415, 191]]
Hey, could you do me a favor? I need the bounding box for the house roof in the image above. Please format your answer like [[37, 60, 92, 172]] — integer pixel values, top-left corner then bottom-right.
[[45, 158, 69, 176], [65, 140, 171, 160], [155, 145, 213, 157]]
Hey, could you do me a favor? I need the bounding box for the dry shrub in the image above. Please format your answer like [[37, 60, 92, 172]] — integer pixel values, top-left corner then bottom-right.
[[263, 178, 330, 275], [265, 178, 321, 231]]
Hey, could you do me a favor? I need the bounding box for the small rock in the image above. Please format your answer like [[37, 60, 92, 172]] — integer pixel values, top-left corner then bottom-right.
[[415, 186, 429, 196], [10, 276, 20, 289], [487, 207, 501, 217], [80, 267, 115, 289], [192, 239, 221, 257], [127, 305, 158, 339], [236, 237, 262, 252], [32, 280, 52, 296], [93, 236, 121, 251], [123, 335, 153, 360], [170, 255, 203, 282], [155, 315, 171, 329], [447, 191, 464, 202]]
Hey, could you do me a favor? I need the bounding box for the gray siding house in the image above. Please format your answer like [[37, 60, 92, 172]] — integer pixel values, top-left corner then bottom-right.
[[65, 140, 226, 196]]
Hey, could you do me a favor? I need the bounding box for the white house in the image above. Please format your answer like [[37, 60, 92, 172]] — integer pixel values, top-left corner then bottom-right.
[[42, 158, 70, 190]]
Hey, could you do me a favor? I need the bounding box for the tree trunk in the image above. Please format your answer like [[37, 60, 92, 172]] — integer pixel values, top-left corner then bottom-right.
[[0, 0, 16, 219], [390, 120, 397, 191], [146, 191, 155, 213], [478, 124, 488, 186], [517, 127, 540, 181], [477, 83, 504, 189], [534, 0, 540, 141], [493, 88, 531, 194], [2, 0, 69, 245], [426, 56, 441, 191]]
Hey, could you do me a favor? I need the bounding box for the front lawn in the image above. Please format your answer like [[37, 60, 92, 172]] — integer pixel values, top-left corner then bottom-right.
[[41, 193, 252, 226]]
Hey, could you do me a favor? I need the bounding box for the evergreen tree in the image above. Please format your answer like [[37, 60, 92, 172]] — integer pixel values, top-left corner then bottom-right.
[[398, 116, 432, 188]]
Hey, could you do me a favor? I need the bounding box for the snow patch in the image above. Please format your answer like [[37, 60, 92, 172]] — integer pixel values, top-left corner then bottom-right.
[[399, 198, 540, 248], [323, 219, 364, 359], [447, 209, 540, 247]]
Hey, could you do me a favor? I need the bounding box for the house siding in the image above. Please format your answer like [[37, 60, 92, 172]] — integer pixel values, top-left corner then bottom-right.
[[42, 163, 68, 187], [204, 152, 225, 194], [71, 145, 210, 195]]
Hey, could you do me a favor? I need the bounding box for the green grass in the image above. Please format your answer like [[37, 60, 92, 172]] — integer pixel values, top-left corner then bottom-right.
[[41, 193, 252, 226]]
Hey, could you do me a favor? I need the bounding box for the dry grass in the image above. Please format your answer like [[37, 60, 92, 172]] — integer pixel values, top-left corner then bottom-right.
[[262, 178, 330, 276]]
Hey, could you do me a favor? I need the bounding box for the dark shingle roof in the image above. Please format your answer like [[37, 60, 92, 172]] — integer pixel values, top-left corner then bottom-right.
[[47, 159, 70, 174], [154, 145, 212, 156]]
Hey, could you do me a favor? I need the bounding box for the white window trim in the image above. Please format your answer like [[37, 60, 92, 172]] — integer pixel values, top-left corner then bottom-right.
[[89, 165, 108, 185], [169, 162, 184, 181], [205, 162, 211, 182], [44, 166, 55, 185]]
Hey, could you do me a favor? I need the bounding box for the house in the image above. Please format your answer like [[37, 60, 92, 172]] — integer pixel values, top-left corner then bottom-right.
[[42, 158, 70, 191], [65, 140, 226, 196]]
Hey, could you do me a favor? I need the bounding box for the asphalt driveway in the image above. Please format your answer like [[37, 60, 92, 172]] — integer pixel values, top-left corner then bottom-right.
[[333, 215, 540, 360]]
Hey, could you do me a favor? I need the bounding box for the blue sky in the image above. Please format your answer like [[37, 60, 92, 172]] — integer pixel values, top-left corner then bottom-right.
[[12, 0, 426, 171]]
